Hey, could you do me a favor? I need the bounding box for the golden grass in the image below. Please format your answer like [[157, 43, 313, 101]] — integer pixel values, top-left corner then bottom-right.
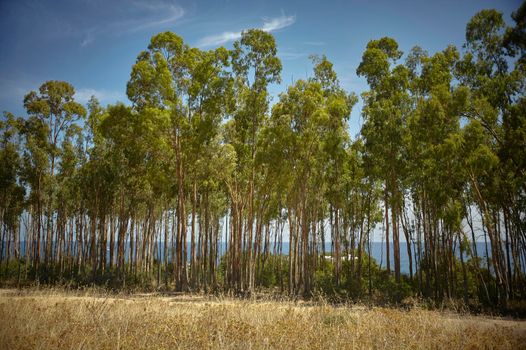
[[0, 289, 525, 349]]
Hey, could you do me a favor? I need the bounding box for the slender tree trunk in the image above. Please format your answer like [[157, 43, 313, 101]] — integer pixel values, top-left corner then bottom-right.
[[384, 190, 390, 274]]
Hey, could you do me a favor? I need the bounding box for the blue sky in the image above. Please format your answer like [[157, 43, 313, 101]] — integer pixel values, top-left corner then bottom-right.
[[0, 0, 520, 138]]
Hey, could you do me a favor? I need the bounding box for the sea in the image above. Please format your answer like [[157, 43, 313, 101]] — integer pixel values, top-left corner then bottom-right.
[[1, 241, 494, 275]]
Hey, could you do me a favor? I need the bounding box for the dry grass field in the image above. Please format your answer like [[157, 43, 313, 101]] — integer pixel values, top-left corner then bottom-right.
[[0, 289, 525, 350]]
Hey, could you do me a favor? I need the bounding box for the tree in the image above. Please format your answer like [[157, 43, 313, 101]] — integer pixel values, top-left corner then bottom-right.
[[357, 37, 410, 283], [0, 113, 25, 281], [225, 29, 282, 293], [22, 81, 86, 279]]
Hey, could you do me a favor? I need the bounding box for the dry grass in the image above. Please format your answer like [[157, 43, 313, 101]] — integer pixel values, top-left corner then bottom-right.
[[0, 289, 525, 349]]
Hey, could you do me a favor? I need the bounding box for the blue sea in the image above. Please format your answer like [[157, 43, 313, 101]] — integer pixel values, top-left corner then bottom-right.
[[1, 241, 493, 275]]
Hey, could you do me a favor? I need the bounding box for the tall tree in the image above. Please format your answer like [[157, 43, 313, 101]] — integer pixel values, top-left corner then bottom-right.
[[357, 38, 410, 283]]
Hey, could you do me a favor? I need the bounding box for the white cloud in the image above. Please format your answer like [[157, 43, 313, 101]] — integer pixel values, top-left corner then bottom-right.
[[197, 14, 296, 47], [0, 80, 127, 114], [110, 3, 185, 34], [304, 41, 325, 46], [197, 31, 242, 47], [80, 1, 185, 47], [278, 49, 305, 60], [74, 88, 126, 104], [0, 78, 32, 100], [0, 80, 125, 105], [80, 31, 95, 48], [261, 15, 296, 32]]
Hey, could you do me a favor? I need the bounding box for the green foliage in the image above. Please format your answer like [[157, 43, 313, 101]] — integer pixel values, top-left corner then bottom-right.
[[1, 3, 525, 310]]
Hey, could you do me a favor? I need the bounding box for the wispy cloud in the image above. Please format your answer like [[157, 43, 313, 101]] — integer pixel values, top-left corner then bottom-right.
[[197, 31, 242, 47], [80, 0, 185, 47], [304, 41, 325, 46], [197, 14, 296, 47], [278, 48, 305, 61], [0, 78, 126, 113], [80, 31, 95, 48], [260, 15, 296, 32], [75, 88, 126, 104], [0, 78, 125, 105]]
